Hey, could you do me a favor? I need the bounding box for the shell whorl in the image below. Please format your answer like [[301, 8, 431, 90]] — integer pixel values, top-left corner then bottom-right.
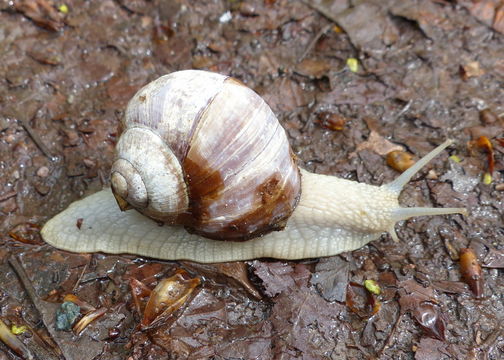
[[112, 70, 302, 240]]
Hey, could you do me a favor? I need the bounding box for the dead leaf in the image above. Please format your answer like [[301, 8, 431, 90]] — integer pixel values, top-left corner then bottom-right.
[[459, 248, 484, 298], [352, 131, 404, 158], [310, 257, 349, 302], [414, 337, 449, 360], [386, 150, 416, 172], [460, 61, 485, 80], [296, 58, 331, 78], [14, 0, 65, 31], [141, 270, 200, 328]]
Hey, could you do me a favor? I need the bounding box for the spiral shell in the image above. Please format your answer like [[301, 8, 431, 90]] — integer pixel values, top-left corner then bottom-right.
[[110, 70, 301, 241]]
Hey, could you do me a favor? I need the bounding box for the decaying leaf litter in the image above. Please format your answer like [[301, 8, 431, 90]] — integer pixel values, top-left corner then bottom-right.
[[0, 0, 502, 359]]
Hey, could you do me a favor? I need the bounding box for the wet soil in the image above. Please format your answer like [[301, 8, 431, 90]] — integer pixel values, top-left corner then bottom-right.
[[0, 0, 503, 359]]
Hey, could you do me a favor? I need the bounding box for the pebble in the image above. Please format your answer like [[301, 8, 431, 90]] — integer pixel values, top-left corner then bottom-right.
[[36, 166, 50, 178]]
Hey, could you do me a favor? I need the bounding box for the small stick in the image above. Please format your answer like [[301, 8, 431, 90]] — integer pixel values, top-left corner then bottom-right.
[[71, 256, 91, 292], [18, 109, 55, 160], [8, 256, 63, 360], [301, 0, 342, 24], [298, 24, 332, 62], [0, 190, 17, 202], [378, 311, 403, 357]]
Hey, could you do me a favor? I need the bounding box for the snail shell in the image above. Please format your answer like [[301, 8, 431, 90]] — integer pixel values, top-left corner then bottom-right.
[[110, 71, 301, 240]]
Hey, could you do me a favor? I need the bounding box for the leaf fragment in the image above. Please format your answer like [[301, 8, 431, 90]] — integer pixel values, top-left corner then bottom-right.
[[364, 279, 381, 295], [346, 57, 359, 72], [55, 301, 80, 331], [386, 150, 415, 172], [0, 318, 32, 359], [73, 307, 107, 335], [141, 270, 200, 328], [459, 248, 484, 298]]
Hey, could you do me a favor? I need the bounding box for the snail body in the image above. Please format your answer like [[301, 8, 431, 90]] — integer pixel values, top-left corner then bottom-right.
[[41, 70, 466, 263]]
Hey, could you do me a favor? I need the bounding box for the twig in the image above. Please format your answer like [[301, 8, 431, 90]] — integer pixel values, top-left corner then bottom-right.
[[301, 0, 342, 24], [71, 256, 91, 292], [377, 311, 403, 357], [477, 328, 503, 355], [0, 190, 17, 202], [298, 24, 332, 62], [18, 109, 54, 161], [394, 100, 413, 121], [300, 0, 360, 62], [8, 256, 63, 360]]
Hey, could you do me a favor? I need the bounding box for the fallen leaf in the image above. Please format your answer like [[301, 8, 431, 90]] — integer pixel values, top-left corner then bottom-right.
[[142, 270, 200, 328], [310, 257, 349, 302], [386, 150, 415, 172], [414, 337, 449, 360], [460, 61, 485, 80], [315, 111, 347, 131], [73, 307, 107, 335], [296, 58, 331, 78], [412, 302, 446, 341], [459, 248, 484, 298], [352, 131, 404, 157]]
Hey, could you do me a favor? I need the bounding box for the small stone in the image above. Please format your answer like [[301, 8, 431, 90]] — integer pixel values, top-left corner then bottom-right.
[[55, 301, 81, 331], [426, 169, 439, 180], [0, 197, 17, 213], [36, 166, 50, 178], [63, 129, 80, 147], [4, 134, 16, 144], [34, 181, 50, 195], [82, 158, 96, 168]]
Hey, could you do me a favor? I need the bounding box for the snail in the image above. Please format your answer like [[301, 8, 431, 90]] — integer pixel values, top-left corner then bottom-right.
[[41, 70, 467, 263]]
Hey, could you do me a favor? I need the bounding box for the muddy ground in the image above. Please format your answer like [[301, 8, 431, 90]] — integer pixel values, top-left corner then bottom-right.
[[0, 0, 503, 359]]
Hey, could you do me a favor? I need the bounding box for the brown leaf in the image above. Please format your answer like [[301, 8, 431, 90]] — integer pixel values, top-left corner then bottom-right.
[[459, 248, 484, 298], [468, 135, 495, 174], [398, 279, 437, 310], [386, 150, 415, 172], [315, 112, 347, 131], [73, 307, 107, 335], [335, 2, 397, 50], [398, 280, 446, 341], [469, 0, 496, 27], [252, 261, 306, 297], [353, 130, 404, 157], [8, 223, 43, 245], [181, 262, 262, 299], [494, 5, 504, 33], [296, 58, 331, 78], [216, 262, 261, 299], [129, 278, 152, 316], [431, 281, 468, 294], [346, 282, 378, 318], [411, 302, 446, 341], [263, 263, 346, 357], [460, 61, 485, 80], [482, 247, 504, 268], [141, 270, 200, 328], [14, 0, 65, 31], [310, 257, 349, 302], [261, 78, 313, 113], [414, 337, 449, 360]]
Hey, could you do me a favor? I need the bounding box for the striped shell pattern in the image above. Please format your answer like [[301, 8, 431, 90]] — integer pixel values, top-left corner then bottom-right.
[[110, 70, 301, 241]]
